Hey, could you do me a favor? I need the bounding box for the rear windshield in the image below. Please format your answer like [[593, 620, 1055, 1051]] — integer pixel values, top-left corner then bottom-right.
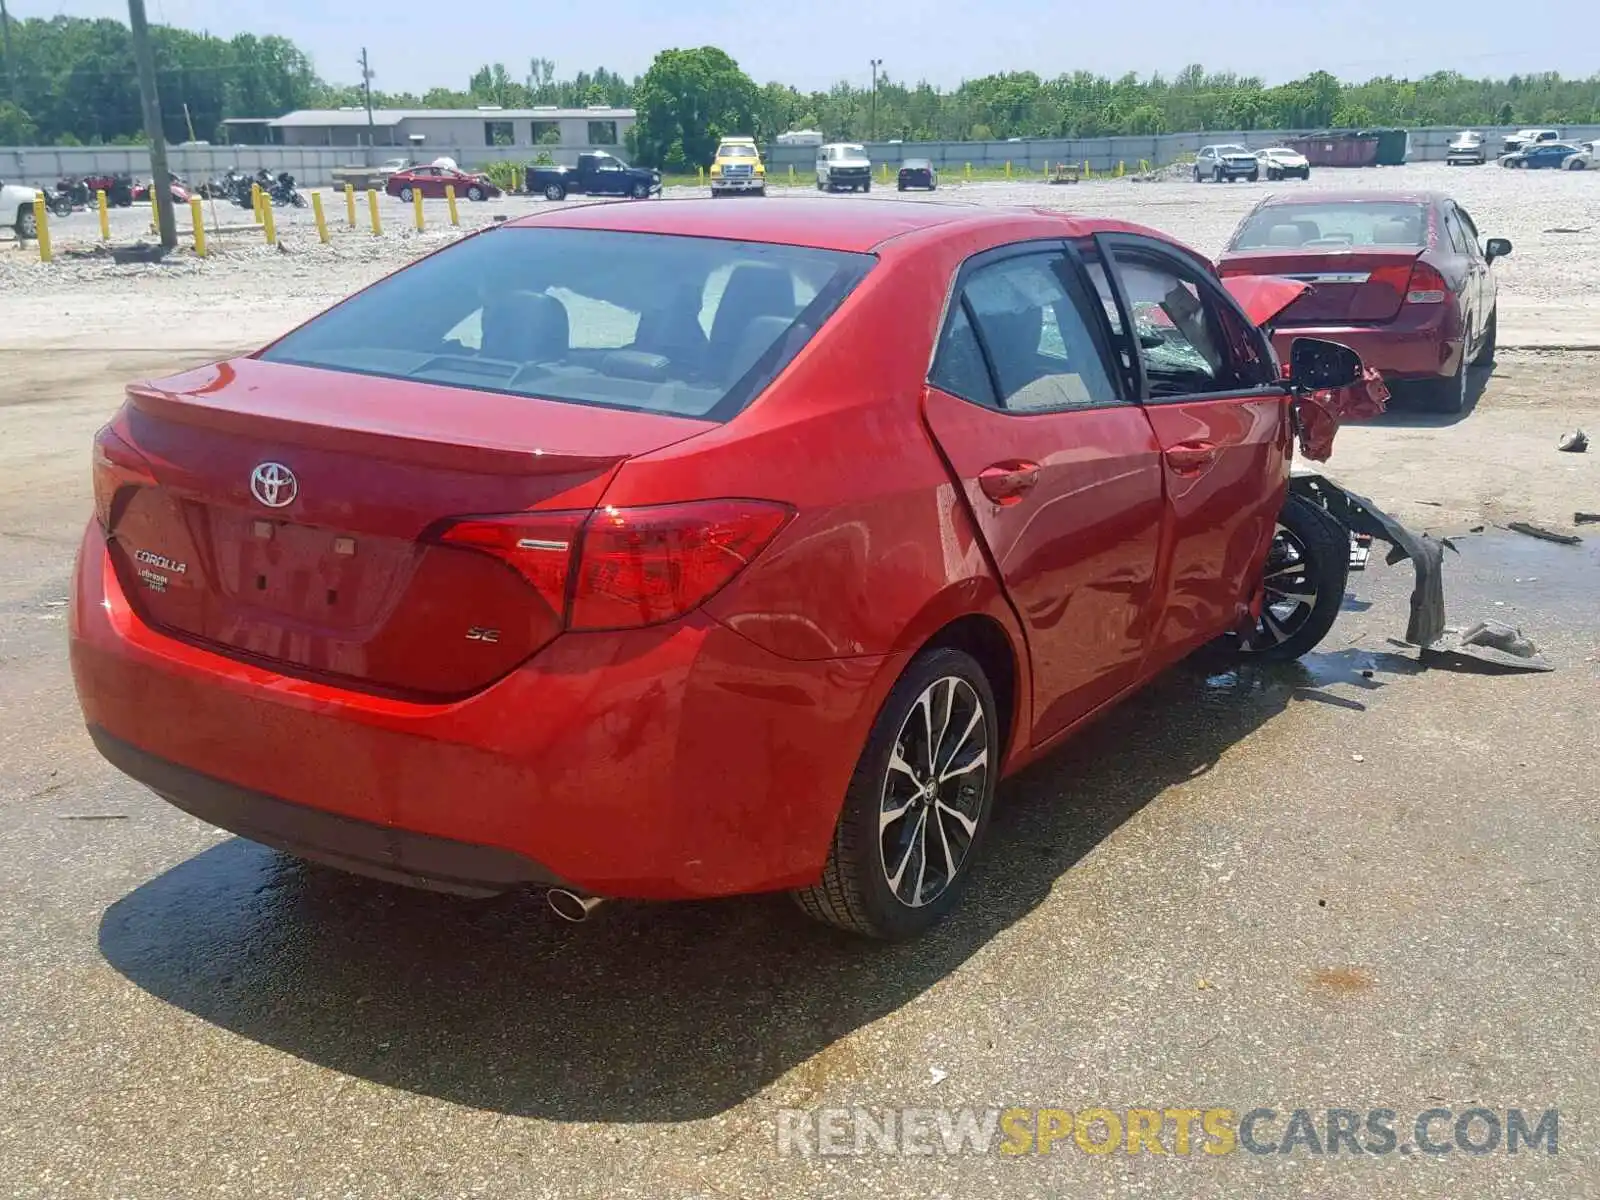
[[260, 228, 873, 421], [1231, 202, 1429, 251]]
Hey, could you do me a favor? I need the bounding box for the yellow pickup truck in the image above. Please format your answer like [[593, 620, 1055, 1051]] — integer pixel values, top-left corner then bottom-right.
[[710, 137, 766, 197]]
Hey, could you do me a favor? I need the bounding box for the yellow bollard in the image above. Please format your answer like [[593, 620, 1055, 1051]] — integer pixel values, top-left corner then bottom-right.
[[445, 184, 459, 227], [31, 193, 52, 262], [344, 183, 356, 227], [413, 186, 425, 232], [1005, 161, 1012, 178], [262, 198, 276, 246], [368, 189, 382, 236], [1117, 160, 1125, 178], [697, 165, 704, 187], [149, 190, 158, 234], [251, 183, 263, 224], [190, 196, 206, 257], [97, 190, 110, 240], [789, 163, 795, 182], [312, 191, 330, 243], [964, 162, 972, 180]]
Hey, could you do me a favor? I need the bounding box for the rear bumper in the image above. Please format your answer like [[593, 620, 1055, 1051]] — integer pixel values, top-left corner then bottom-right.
[[70, 527, 900, 900], [1270, 316, 1463, 381]]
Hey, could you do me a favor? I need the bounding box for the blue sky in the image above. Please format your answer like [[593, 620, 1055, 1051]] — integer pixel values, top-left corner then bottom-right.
[[16, 0, 1599, 94]]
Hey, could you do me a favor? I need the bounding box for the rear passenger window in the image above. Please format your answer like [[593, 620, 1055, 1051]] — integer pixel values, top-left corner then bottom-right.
[[932, 252, 1121, 413]]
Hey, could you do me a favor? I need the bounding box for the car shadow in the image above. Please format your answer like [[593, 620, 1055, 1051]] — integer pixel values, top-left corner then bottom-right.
[[1363, 364, 1491, 429], [97, 650, 1388, 1124]]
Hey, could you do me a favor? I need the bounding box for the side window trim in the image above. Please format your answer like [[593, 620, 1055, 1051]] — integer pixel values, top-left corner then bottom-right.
[[928, 238, 1132, 414], [1092, 231, 1283, 404]]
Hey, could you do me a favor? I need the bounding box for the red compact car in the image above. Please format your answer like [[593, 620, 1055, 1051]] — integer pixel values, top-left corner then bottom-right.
[[384, 163, 500, 202], [1217, 191, 1512, 413], [71, 200, 1366, 939]]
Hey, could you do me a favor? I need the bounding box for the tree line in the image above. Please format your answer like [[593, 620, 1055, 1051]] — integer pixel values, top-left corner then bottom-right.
[[4, 17, 1599, 167]]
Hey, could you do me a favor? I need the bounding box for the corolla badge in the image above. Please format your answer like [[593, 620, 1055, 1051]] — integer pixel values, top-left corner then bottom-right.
[[250, 462, 298, 508]]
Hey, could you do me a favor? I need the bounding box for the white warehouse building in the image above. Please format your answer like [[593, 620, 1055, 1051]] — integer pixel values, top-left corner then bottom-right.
[[228, 106, 637, 156]]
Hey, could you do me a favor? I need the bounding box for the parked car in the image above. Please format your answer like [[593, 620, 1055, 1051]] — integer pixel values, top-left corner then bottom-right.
[[816, 142, 874, 191], [1499, 141, 1582, 169], [1255, 147, 1311, 181], [3, 178, 42, 239], [71, 201, 1380, 939], [526, 151, 660, 201], [1563, 140, 1600, 170], [1445, 131, 1487, 165], [1218, 190, 1511, 413], [710, 137, 766, 197], [896, 159, 939, 190], [385, 162, 501, 202], [1502, 128, 1561, 153], [1194, 145, 1260, 182]]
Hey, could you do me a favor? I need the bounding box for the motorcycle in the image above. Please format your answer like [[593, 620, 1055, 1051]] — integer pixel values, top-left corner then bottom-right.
[[269, 172, 306, 208], [75, 173, 135, 208]]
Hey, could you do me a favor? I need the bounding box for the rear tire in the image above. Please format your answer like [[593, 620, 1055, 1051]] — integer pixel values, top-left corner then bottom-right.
[[1416, 350, 1469, 414], [398, 186, 413, 202], [792, 647, 999, 940], [543, 182, 566, 201], [1237, 495, 1349, 662], [1472, 308, 1497, 367], [16, 206, 35, 239]]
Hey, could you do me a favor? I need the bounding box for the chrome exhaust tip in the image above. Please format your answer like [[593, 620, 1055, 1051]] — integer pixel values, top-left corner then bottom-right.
[[546, 888, 605, 923]]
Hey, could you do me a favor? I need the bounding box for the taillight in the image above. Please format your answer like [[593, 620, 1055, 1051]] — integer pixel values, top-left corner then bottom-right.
[[92, 424, 157, 530], [434, 511, 585, 618], [432, 500, 793, 632], [1371, 261, 1447, 305]]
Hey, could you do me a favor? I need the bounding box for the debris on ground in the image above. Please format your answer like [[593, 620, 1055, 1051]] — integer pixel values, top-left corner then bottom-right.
[[1428, 620, 1554, 672], [1130, 160, 1195, 183], [1557, 429, 1589, 453], [1507, 521, 1582, 546], [1544, 226, 1592, 234], [1576, 512, 1600, 525]]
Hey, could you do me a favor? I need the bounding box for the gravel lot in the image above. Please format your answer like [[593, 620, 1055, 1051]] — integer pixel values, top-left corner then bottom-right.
[[1, 160, 1598, 1199]]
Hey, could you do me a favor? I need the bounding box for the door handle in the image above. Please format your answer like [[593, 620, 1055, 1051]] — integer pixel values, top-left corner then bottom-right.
[[1164, 441, 1219, 472], [978, 461, 1040, 503]]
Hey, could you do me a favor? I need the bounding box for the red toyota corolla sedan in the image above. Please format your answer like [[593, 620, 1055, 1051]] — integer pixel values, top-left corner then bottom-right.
[[1217, 191, 1512, 413], [71, 199, 1361, 939]]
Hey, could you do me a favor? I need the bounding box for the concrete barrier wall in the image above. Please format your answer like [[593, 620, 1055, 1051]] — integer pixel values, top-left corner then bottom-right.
[[7, 125, 1599, 187]]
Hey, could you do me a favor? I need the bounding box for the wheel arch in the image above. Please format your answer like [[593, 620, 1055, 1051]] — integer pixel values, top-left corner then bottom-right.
[[918, 612, 1023, 769]]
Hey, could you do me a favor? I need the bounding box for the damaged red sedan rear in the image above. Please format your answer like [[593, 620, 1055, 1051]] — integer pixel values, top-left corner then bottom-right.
[[71, 199, 1378, 940]]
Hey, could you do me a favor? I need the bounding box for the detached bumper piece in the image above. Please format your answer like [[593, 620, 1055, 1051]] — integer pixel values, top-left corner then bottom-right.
[[1288, 472, 1451, 648]]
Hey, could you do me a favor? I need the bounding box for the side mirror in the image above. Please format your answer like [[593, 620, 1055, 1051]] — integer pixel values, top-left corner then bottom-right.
[[1288, 337, 1362, 391], [1485, 237, 1513, 262]]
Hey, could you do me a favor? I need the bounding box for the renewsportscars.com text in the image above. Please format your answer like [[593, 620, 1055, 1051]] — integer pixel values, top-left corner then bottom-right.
[[777, 1106, 1559, 1158]]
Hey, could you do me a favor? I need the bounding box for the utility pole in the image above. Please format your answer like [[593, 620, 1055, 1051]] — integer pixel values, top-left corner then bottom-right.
[[359, 47, 375, 162], [869, 58, 882, 143], [127, 0, 176, 249]]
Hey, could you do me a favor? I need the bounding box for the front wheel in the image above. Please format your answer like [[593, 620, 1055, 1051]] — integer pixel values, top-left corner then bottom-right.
[[398, 186, 413, 202], [630, 181, 650, 200], [862, 180, 871, 192], [49, 195, 72, 217], [467, 185, 486, 201], [1238, 495, 1349, 661], [792, 647, 999, 940], [1246, 170, 1260, 182], [16, 206, 36, 239]]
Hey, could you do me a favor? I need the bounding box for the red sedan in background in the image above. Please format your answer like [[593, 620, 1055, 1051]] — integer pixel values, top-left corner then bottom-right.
[[384, 162, 500, 202], [71, 199, 1366, 940], [1217, 191, 1512, 413]]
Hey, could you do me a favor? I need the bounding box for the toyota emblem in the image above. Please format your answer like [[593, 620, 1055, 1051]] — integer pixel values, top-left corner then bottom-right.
[[250, 462, 298, 509]]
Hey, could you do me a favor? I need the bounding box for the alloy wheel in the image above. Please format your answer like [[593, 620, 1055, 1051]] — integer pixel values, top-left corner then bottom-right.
[[877, 676, 989, 908], [1245, 522, 1320, 650]]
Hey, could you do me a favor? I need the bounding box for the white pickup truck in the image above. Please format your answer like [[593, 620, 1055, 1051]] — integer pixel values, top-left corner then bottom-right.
[[3, 180, 41, 239]]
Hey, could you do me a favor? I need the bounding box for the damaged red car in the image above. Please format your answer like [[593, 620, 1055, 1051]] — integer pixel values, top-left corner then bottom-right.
[[71, 200, 1376, 941]]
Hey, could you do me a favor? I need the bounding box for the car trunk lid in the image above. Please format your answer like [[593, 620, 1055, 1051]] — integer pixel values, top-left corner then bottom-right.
[[103, 356, 714, 699], [1218, 249, 1425, 324]]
